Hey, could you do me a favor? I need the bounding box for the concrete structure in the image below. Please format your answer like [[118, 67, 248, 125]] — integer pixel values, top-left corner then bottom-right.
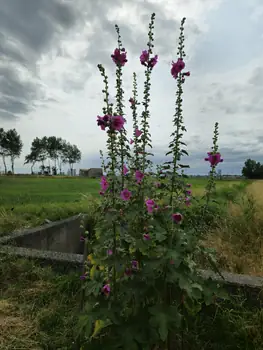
[[79, 168, 102, 178]]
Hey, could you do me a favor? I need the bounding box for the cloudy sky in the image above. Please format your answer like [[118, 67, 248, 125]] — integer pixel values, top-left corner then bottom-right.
[[1, 0, 263, 175]]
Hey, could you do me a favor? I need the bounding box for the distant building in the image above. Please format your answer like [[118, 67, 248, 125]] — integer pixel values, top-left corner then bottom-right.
[[79, 168, 103, 178]]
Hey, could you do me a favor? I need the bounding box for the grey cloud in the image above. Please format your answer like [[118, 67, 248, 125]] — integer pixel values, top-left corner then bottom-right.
[[0, 0, 79, 120]]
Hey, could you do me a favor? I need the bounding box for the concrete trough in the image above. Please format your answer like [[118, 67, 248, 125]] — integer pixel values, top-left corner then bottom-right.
[[0, 215, 263, 307]]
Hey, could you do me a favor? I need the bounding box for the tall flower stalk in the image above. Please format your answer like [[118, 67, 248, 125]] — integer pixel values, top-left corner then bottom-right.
[[112, 25, 129, 190], [167, 17, 189, 207], [205, 122, 223, 204], [139, 13, 157, 173]]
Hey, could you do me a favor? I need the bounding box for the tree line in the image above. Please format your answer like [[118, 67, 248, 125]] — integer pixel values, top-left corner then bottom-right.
[[0, 128, 81, 175], [242, 158, 263, 179]]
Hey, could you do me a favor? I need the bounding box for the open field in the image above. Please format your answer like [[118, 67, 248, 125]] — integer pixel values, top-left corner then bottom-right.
[[0, 175, 244, 236]]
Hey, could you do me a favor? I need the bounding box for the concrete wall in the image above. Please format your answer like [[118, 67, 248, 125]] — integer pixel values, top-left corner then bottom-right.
[[0, 215, 85, 254]]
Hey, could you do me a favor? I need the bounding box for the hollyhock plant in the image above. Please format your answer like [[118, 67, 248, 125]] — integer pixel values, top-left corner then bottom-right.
[[123, 164, 128, 175], [102, 284, 111, 295], [110, 115, 125, 131], [135, 128, 142, 137], [120, 188, 132, 201], [143, 233, 151, 240], [80, 13, 226, 350], [205, 152, 224, 166], [111, 48, 127, 66], [100, 176, 109, 192], [135, 170, 144, 183], [172, 212, 183, 224]]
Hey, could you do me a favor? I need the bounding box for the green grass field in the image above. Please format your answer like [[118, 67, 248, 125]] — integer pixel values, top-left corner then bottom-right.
[[0, 175, 245, 236]]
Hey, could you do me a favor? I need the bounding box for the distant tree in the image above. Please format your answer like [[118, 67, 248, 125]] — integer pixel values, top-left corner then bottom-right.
[[62, 143, 81, 175], [25, 137, 48, 173], [0, 128, 8, 174], [242, 158, 263, 179], [46, 136, 66, 174], [2, 129, 23, 174]]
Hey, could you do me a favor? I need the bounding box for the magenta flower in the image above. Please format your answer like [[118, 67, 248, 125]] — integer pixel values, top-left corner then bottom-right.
[[80, 272, 88, 280], [97, 115, 110, 130], [143, 233, 151, 240], [120, 188, 132, 201], [145, 199, 155, 213], [135, 170, 144, 183], [131, 260, 139, 270], [205, 152, 223, 167], [140, 50, 158, 68], [172, 212, 183, 224], [140, 50, 149, 65], [102, 284, 111, 295], [155, 182, 161, 188], [183, 71, 190, 77], [185, 197, 191, 207], [110, 115, 125, 131], [171, 58, 185, 79], [107, 249, 113, 256], [129, 97, 135, 105], [80, 236, 85, 242], [135, 128, 142, 137], [111, 48, 127, 66], [186, 183, 191, 188], [149, 55, 158, 68], [186, 190, 192, 196], [130, 138, 134, 144], [123, 164, 128, 175], [100, 176, 109, 192], [99, 191, 105, 196]]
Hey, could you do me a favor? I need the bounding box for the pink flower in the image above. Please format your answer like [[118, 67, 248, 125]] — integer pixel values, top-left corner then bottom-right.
[[171, 58, 185, 79], [111, 48, 127, 66], [131, 260, 139, 270], [100, 176, 109, 192], [120, 188, 132, 201], [155, 182, 161, 188], [186, 190, 192, 196], [129, 97, 135, 105], [99, 191, 105, 196], [205, 152, 223, 167], [135, 128, 142, 137], [140, 50, 149, 65], [135, 170, 144, 183], [185, 197, 191, 207], [129, 138, 134, 144], [172, 212, 183, 224], [97, 115, 110, 130], [123, 164, 129, 175], [186, 183, 191, 188], [143, 233, 151, 240], [102, 284, 111, 295], [107, 249, 113, 256], [145, 199, 155, 213], [140, 50, 158, 68], [110, 115, 125, 131], [183, 71, 190, 77], [149, 55, 158, 68]]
